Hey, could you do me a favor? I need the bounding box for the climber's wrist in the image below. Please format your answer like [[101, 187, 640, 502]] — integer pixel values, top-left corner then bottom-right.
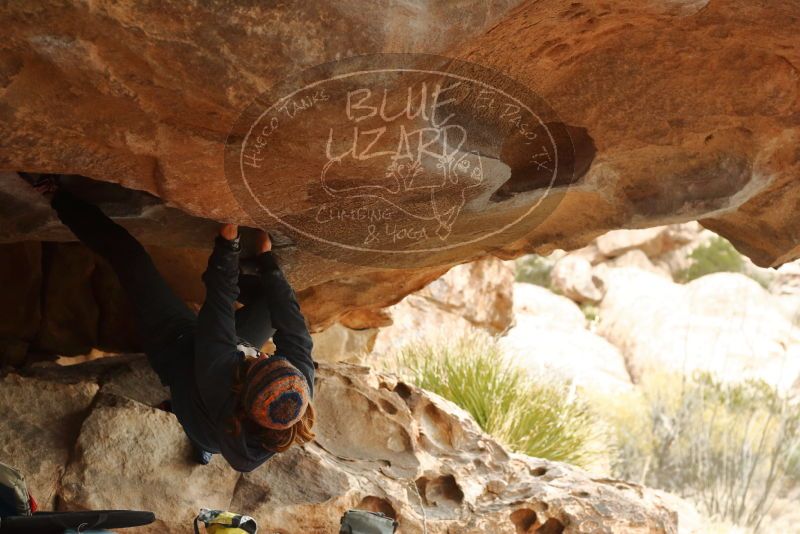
[[215, 233, 241, 253]]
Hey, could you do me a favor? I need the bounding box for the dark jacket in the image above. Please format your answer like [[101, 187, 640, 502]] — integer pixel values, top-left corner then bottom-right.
[[170, 236, 315, 472]]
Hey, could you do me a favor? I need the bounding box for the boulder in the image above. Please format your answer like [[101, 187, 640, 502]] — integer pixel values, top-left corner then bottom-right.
[[500, 314, 634, 395], [649, 226, 719, 279], [1, 0, 800, 358], [770, 260, 800, 298], [417, 257, 515, 333], [310, 323, 379, 363], [595, 224, 699, 260], [501, 283, 633, 394], [372, 257, 514, 355], [597, 269, 800, 390], [100, 356, 170, 407], [774, 295, 800, 328], [564, 245, 601, 265], [371, 294, 479, 356], [0, 374, 98, 509], [550, 255, 605, 303], [604, 249, 672, 279], [562, 224, 708, 283], [0, 356, 679, 533], [512, 282, 586, 329], [60, 392, 241, 528]]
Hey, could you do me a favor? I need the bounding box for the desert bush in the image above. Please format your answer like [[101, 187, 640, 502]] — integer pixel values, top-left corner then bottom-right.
[[515, 254, 555, 288], [397, 334, 598, 467], [605, 371, 800, 530], [580, 303, 599, 324], [677, 236, 745, 283]]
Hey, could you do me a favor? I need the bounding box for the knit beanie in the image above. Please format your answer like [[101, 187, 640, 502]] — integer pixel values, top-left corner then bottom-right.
[[243, 356, 310, 430]]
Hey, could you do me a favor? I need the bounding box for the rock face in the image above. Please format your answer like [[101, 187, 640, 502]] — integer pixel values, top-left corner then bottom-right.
[[0, 374, 99, 510], [595, 227, 699, 261], [597, 269, 800, 391], [309, 323, 379, 363], [771, 262, 800, 299], [0, 239, 141, 362], [372, 257, 514, 355], [550, 223, 711, 288], [550, 255, 605, 304], [414, 258, 515, 333], [0, 242, 41, 365], [0, 356, 679, 533], [507, 222, 800, 393], [2, 1, 800, 358], [500, 283, 633, 395]]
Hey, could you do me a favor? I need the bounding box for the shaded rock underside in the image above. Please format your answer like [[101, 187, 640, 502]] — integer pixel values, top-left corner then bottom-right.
[[1, 0, 799, 357]]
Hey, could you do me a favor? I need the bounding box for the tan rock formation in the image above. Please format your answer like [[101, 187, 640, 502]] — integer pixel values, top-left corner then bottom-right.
[[309, 322, 379, 363], [597, 269, 800, 390], [0, 356, 680, 533], [0, 374, 99, 510], [771, 262, 800, 298], [1, 1, 799, 359], [500, 283, 633, 394], [512, 282, 586, 329], [372, 257, 514, 355], [460, 2, 800, 266], [553, 223, 710, 283], [415, 258, 515, 334], [603, 250, 672, 279], [550, 255, 605, 303], [595, 226, 699, 261]]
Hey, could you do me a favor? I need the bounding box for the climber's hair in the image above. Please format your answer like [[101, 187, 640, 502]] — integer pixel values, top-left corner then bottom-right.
[[228, 356, 316, 453]]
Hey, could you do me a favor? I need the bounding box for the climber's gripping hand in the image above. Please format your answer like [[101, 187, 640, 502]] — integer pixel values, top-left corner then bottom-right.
[[219, 223, 238, 242], [218, 224, 271, 254], [255, 229, 272, 254]]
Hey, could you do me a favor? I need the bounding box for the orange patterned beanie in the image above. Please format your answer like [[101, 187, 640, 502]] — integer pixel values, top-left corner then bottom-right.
[[243, 356, 310, 430]]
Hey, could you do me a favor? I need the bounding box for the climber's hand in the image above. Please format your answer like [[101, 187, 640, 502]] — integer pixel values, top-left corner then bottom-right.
[[219, 223, 238, 241], [255, 230, 272, 254]]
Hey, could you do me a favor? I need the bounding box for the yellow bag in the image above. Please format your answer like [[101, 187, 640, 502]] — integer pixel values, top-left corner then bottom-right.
[[193, 509, 258, 534]]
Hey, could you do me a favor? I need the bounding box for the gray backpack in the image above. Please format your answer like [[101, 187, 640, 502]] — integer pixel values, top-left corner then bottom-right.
[[339, 510, 398, 534]]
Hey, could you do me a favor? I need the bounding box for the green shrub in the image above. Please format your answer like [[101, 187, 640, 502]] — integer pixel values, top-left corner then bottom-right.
[[581, 303, 599, 323], [604, 371, 800, 530], [515, 254, 555, 288], [676, 236, 774, 288], [396, 334, 598, 467], [677, 237, 745, 283]]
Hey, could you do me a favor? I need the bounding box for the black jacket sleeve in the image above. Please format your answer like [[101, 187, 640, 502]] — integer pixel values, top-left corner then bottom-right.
[[195, 235, 243, 415], [256, 252, 315, 395]]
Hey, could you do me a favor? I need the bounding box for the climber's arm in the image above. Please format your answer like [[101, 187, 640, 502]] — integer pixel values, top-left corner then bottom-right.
[[256, 244, 315, 395], [194, 224, 243, 411]]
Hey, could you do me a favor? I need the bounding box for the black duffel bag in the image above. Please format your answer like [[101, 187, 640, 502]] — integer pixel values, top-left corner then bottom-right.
[[1, 461, 154, 533], [0, 510, 156, 533]]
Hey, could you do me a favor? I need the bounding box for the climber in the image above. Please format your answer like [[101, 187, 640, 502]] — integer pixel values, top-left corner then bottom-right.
[[25, 174, 315, 473]]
